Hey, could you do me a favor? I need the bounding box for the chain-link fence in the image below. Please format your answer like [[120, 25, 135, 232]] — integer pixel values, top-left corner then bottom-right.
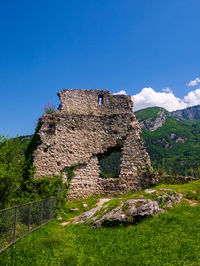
[[0, 197, 57, 253]]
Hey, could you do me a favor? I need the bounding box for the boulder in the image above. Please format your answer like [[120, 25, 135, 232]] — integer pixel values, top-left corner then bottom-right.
[[93, 199, 162, 227], [70, 189, 183, 227]]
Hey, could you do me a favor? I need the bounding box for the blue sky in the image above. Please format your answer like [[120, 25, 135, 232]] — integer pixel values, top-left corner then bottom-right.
[[0, 0, 200, 136]]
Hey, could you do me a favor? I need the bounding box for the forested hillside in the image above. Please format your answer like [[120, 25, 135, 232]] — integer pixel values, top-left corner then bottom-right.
[[135, 106, 200, 175]]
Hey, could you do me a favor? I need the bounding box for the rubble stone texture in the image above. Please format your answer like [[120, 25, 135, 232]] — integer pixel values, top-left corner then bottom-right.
[[72, 199, 162, 227], [33, 89, 155, 200]]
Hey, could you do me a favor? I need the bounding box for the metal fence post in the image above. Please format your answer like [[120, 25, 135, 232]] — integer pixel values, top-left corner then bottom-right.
[[28, 203, 31, 233], [13, 206, 18, 243], [40, 200, 43, 227], [50, 198, 53, 220]]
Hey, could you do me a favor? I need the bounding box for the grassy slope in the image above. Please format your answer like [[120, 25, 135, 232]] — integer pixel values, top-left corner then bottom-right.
[[1, 180, 200, 265], [135, 108, 200, 175], [135, 107, 168, 121]]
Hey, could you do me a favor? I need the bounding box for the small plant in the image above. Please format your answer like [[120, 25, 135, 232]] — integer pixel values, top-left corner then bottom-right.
[[61, 164, 80, 190], [185, 191, 200, 201], [71, 109, 78, 114], [43, 101, 55, 115], [135, 201, 144, 208], [122, 203, 129, 212]]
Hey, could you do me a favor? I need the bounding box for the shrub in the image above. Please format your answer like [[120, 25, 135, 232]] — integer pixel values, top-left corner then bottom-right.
[[43, 101, 55, 115], [0, 135, 25, 208]]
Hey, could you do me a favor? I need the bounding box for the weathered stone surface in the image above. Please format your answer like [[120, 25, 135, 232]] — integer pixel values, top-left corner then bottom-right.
[[145, 189, 183, 208], [139, 111, 167, 131], [72, 199, 162, 227], [73, 206, 102, 224], [33, 89, 155, 200], [93, 199, 162, 227], [70, 208, 79, 212]]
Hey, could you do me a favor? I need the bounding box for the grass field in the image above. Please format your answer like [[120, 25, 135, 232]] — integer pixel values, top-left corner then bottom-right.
[[1, 181, 200, 265]]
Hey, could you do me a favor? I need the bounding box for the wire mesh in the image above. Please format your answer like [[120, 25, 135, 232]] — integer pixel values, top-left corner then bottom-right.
[[42, 198, 51, 224], [16, 204, 30, 240], [0, 207, 15, 250], [52, 198, 57, 218], [0, 196, 57, 253], [30, 200, 42, 231]]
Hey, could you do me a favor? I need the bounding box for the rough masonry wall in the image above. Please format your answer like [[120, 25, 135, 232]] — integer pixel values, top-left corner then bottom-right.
[[33, 89, 154, 200], [58, 89, 133, 115]]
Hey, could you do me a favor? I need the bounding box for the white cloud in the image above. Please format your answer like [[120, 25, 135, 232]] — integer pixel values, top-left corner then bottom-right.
[[114, 90, 127, 95], [187, 77, 200, 87], [184, 89, 200, 106], [162, 88, 172, 93], [132, 88, 188, 112], [115, 87, 200, 112]]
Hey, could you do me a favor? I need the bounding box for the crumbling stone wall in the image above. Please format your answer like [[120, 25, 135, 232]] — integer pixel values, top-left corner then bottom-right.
[[57, 89, 132, 115], [33, 89, 155, 200]]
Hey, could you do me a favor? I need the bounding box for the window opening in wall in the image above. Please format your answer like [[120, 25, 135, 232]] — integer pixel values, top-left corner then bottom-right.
[[97, 146, 122, 178], [98, 95, 103, 105]]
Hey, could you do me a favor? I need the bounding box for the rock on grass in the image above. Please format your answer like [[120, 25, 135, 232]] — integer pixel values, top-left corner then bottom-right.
[[93, 199, 162, 227]]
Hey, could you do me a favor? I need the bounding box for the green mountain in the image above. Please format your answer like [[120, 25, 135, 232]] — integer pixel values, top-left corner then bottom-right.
[[135, 106, 200, 175]]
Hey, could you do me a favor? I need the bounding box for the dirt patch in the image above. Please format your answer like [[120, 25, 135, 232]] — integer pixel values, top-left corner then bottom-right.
[[184, 198, 199, 207], [95, 198, 113, 208], [61, 222, 70, 226]]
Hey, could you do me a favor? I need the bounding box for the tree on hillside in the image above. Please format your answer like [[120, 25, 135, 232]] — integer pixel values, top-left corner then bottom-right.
[[0, 135, 24, 208]]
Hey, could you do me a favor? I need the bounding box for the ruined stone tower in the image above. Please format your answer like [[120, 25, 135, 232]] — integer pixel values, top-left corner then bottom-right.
[[33, 89, 154, 200]]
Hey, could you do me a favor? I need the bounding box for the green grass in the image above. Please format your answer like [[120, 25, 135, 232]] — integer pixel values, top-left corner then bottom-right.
[[92, 179, 200, 216], [135, 107, 167, 122], [1, 180, 200, 265], [58, 195, 100, 221], [155, 179, 200, 195], [1, 203, 200, 265]]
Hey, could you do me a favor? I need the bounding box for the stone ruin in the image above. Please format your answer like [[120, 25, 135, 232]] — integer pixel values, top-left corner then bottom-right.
[[33, 89, 155, 200]]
